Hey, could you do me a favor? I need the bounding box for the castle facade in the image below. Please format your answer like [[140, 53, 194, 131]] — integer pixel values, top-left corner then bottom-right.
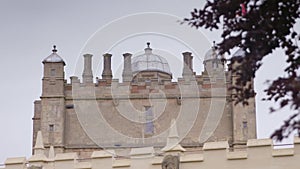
[[32, 43, 256, 158]]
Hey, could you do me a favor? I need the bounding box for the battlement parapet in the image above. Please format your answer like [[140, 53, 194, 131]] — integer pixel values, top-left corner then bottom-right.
[[4, 137, 300, 169], [68, 72, 230, 88], [64, 75, 230, 100]]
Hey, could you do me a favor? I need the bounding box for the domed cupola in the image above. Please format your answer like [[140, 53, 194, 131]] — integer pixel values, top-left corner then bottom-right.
[[43, 45, 65, 65], [131, 42, 172, 83], [203, 42, 224, 72]]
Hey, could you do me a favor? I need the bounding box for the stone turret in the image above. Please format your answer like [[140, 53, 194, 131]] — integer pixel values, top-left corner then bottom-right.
[[231, 48, 256, 147], [41, 45, 65, 97], [37, 45, 66, 154]]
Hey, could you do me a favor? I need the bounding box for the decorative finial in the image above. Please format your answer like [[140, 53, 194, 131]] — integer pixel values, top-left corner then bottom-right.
[[161, 119, 186, 152], [211, 41, 218, 59], [52, 45, 57, 53], [147, 42, 150, 48]]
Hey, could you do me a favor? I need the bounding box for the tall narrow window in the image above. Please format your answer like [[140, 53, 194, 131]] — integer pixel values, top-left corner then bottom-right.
[[243, 121, 248, 128], [144, 106, 154, 135], [242, 121, 248, 140], [49, 124, 54, 131], [51, 69, 56, 76]]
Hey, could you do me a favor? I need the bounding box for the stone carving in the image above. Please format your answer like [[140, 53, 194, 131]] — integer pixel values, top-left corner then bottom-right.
[[162, 155, 179, 169]]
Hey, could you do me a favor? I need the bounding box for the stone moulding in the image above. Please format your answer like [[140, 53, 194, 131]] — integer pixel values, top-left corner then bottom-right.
[[129, 147, 155, 158], [203, 141, 229, 150], [54, 153, 78, 161], [227, 151, 247, 160], [246, 138, 272, 147], [4, 157, 26, 165], [272, 148, 294, 157], [180, 154, 204, 163], [112, 159, 130, 168], [91, 150, 115, 159]]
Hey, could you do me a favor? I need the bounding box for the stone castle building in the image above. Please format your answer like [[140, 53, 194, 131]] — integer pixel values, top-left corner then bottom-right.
[[5, 43, 300, 169], [32, 42, 256, 158]]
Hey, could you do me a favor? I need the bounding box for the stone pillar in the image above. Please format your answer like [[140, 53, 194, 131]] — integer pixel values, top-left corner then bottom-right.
[[122, 53, 133, 82], [82, 54, 93, 84], [182, 52, 193, 79], [102, 53, 113, 80]]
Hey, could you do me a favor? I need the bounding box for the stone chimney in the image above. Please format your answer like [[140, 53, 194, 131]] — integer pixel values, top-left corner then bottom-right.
[[102, 53, 113, 80], [182, 52, 193, 78], [122, 53, 133, 82], [82, 54, 93, 84]]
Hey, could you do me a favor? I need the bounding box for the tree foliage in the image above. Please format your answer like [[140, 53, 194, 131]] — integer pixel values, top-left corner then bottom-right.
[[184, 0, 300, 141]]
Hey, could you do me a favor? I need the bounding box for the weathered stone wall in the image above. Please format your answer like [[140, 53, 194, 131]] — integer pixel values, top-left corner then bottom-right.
[[60, 80, 236, 148]]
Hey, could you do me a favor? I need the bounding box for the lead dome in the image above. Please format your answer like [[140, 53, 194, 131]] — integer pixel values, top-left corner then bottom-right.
[[131, 42, 171, 76], [43, 45, 65, 64], [204, 46, 223, 61]]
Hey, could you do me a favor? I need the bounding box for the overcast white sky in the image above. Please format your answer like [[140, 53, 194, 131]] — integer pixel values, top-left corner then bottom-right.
[[0, 0, 298, 164]]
